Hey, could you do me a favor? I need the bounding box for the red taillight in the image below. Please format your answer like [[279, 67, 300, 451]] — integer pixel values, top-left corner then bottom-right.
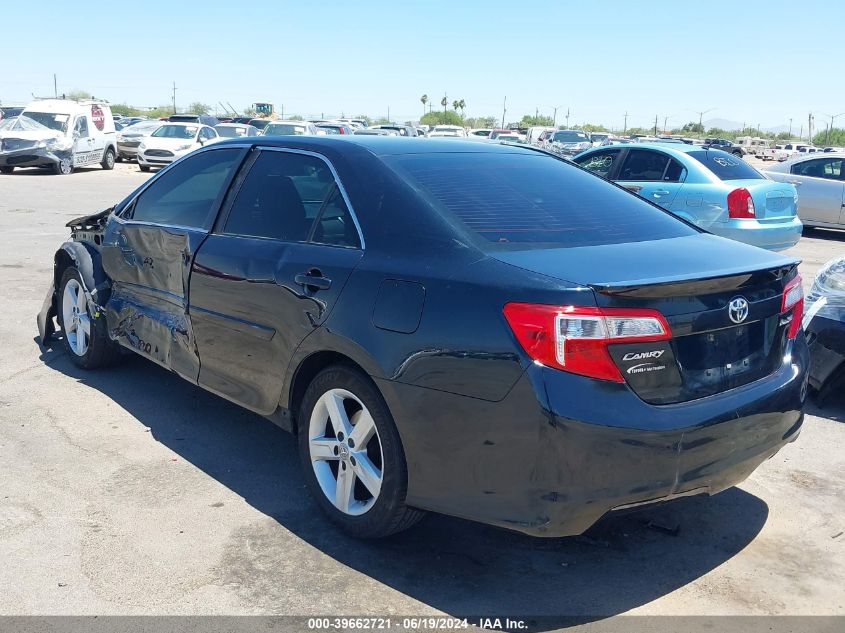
[[781, 275, 803, 339], [503, 303, 672, 382], [727, 188, 756, 219]]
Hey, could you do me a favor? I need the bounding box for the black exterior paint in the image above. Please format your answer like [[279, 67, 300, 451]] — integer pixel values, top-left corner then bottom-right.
[[38, 137, 809, 536]]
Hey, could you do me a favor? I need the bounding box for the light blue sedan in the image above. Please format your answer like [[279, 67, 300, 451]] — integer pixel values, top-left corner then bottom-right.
[[573, 143, 802, 251]]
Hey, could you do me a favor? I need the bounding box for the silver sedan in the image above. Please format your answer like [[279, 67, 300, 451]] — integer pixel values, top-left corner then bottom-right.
[[764, 153, 845, 228]]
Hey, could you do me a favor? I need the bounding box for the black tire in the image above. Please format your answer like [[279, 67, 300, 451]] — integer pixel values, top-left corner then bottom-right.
[[101, 147, 116, 170], [57, 267, 122, 369], [0, 166, 13, 174], [139, 164, 150, 172], [52, 156, 73, 175], [298, 365, 424, 538]]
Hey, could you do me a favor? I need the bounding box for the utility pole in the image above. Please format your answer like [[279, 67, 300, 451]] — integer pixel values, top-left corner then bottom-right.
[[696, 107, 716, 129], [653, 115, 658, 136], [623, 111, 628, 134], [565, 108, 570, 128], [789, 118, 793, 137], [387, 105, 390, 123], [53, 74, 57, 98], [663, 115, 669, 133], [171, 81, 177, 114], [501, 96, 507, 129], [552, 106, 559, 127], [808, 112, 814, 143]]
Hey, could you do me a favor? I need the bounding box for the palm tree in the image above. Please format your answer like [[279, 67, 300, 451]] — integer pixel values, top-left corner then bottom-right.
[[458, 99, 466, 119], [420, 94, 428, 117]]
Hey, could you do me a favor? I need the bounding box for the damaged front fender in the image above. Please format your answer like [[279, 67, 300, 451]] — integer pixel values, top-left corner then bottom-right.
[[37, 241, 111, 345]]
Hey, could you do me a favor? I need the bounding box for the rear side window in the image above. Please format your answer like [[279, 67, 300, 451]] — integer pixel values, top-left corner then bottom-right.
[[386, 153, 697, 248], [791, 157, 842, 180], [618, 150, 671, 181], [224, 150, 358, 246], [688, 150, 763, 180], [128, 148, 241, 228]]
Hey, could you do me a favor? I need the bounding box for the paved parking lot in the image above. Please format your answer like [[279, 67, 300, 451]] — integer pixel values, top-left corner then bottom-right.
[[0, 162, 843, 621]]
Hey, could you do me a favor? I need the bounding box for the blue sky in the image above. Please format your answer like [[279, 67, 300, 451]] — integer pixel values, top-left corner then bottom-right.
[[1, 0, 842, 130]]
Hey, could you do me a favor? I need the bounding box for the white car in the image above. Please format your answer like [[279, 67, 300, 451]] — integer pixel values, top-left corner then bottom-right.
[[0, 99, 118, 175], [428, 125, 467, 138], [136, 122, 220, 171], [262, 120, 318, 136], [764, 153, 845, 229]]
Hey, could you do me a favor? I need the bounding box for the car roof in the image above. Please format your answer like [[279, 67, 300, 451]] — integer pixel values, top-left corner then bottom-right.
[[211, 136, 547, 157], [158, 121, 204, 127]]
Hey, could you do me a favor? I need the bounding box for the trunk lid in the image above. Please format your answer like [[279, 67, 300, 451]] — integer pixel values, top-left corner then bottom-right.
[[725, 178, 797, 220], [493, 233, 799, 404]]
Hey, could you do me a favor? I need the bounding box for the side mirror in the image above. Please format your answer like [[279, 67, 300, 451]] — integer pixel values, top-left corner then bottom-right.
[[73, 131, 80, 140], [198, 137, 206, 145]]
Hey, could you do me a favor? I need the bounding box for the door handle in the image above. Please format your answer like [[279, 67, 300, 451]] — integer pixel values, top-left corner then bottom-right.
[[295, 270, 332, 291], [787, 180, 802, 186], [652, 190, 671, 197]]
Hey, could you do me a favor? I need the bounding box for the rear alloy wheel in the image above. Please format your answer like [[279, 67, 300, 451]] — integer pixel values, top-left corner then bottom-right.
[[298, 366, 424, 538], [57, 267, 121, 369], [52, 156, 73, 175], [101, 147, 116, 170]]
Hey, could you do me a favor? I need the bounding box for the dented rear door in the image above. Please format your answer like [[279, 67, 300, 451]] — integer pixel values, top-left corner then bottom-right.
[[99, 147, 246, 381]]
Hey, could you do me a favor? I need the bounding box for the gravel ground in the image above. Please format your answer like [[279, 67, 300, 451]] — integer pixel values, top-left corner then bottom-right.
[[0, 161, 842, 624]]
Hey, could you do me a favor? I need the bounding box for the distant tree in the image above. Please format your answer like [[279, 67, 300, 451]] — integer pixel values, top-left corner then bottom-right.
[[814, 127, 845, 147], [580, 123, 609, 132], [457, 99, 466, 119], [187, 102, 211, 115], [420, 94, 428, 116], [373, 117, 391, 125], [680, 121, 705, 134], [626, 127, 652, 136], [421, 110, 463, 126], [66, 89, 93, 101], [289, 114, 304, 121], [465, 115, 499, 129], [354, 114, 373, 125], [519, 114, 555, 128]]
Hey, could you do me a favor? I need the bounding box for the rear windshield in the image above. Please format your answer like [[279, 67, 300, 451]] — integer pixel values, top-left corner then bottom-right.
[[265, 124, 306, 135], [688, 150, 763, 181], [386, 153, 697, 248]]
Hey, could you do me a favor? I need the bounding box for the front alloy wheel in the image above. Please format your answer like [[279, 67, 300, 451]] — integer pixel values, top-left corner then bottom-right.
[[56, 267, 122, 369], [62, 277, 90, 357], [53, 156, 73, 175]]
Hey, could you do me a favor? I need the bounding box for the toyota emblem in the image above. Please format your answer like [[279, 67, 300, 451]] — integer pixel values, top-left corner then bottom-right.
[[728, 296, 749, 324]]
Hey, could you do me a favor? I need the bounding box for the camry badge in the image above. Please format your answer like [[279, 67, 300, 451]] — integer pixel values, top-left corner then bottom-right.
[[728, 297, 749, 324]]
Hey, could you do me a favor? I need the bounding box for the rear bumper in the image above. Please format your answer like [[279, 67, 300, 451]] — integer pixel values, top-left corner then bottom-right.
[[381, 335, 808, 537], [712, 217, 803, 251]]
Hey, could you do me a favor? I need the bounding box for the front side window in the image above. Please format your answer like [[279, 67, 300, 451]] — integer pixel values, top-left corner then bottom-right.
[[74, 116, 89, 138], [224, 151, 356, 245], [128, 148, 242, 228], [791, 158, 842, 180], [575, 150, 621, 179]]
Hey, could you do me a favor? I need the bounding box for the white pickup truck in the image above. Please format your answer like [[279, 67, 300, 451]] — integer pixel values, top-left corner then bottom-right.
[[760, 142, 813, 162]]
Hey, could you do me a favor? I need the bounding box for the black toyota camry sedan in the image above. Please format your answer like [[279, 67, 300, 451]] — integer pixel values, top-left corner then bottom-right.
[[37, 137, 808, 538]]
